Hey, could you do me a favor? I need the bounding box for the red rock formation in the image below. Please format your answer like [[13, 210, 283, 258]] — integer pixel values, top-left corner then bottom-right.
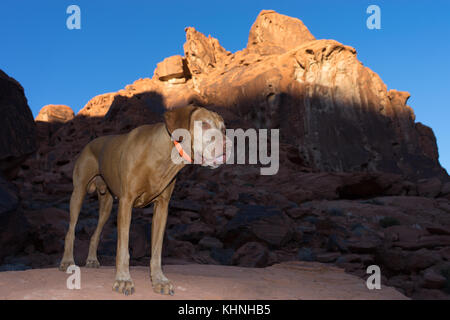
[[0, 70, 36, 177], [247, 10, 316, 54], [35, 105, 74, 143]]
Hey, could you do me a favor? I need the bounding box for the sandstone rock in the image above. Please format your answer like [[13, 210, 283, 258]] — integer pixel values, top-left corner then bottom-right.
[[180, 16, 447, 179], [198, 236, 223, 250], [316, 252, 341, 263], [347, 238, 380, 254], [232, 242, 269, 267], [441, 182, 450, 197], [412, 288, 449, 300], [298, 247, 316, 261], [422, 268, 446, 289], [154, 55, 189, 81], [24, 207, 69, 255], [439, 247, 450, 261], [130, 220, 151, 259], [247, 10, 316, 53], [164, 239, 195, 260], [377, 248, 440, 272], [183, 27, 230, 75], [0, 176, 24, 262], [384, 225, 428, 242], [393, 235, 450, 250], [171, 222, 214, 242], [221, 205, 294, 248], [35, 105, 74, 148], [425, 225, 450, 236], [77, 93, 116, 117], [417, 178, 442, 198], [0, 175, 18, 217], [35, 105, 74, 123], [210, 248, 234, 265], [0, 70, 37, 176]]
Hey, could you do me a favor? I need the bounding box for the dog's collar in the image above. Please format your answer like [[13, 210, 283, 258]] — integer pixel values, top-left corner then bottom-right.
[[165, 124, 192, 164], [173, 140, 192, 163]]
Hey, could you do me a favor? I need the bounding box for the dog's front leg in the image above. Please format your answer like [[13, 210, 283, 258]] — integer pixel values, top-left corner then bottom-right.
[[112, 196, 134, 295], [150, 180, 176, 295]]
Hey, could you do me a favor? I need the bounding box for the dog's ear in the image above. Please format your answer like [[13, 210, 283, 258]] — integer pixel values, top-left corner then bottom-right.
[[164, 105, 199, 134]]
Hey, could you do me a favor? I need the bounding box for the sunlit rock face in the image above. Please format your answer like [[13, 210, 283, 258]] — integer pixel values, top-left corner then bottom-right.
[[25, 9, 447, 181]]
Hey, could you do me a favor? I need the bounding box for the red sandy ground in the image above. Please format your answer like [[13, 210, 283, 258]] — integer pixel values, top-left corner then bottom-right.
[[0, 261, 407, 300]]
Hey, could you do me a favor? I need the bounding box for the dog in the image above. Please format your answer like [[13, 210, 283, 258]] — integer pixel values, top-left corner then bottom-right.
[[59, 105, 227, 295]]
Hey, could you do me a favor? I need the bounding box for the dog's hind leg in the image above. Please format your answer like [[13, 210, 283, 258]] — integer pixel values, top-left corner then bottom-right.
[[86, 177, 113, 268], [59, 148, 98, 271], [59, 185, 87, 271]]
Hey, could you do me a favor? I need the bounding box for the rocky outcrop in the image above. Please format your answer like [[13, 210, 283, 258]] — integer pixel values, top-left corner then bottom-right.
[[0, 70, 36, 177], [35, 105, 74, 143], [62, 10, 446, 181], [153, 55, 190, 83], [35, 105, 74, 123], [247, 10, 316, 54], [77, 93, 116, 118]]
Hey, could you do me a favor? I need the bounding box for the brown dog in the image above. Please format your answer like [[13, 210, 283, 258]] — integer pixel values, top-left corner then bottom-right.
[[59, 105, 226, 295]]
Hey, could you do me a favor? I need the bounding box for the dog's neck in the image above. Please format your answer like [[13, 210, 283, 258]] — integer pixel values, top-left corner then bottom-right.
[[164, 124, 192, 164]]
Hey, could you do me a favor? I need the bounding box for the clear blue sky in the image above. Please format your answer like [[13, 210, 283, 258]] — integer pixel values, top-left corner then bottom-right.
[[0, 0, 449, 171]]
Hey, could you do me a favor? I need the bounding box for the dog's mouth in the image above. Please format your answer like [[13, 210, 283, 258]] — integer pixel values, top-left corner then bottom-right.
[[201, 153, 226, 168]]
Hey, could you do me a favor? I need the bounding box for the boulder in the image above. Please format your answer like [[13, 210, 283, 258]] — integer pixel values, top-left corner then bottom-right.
[[232, 242, 269, 267], [35, 104, 74, 123], [154, 55, 189, 82], [422, 268, 446, 289], [417, 178, 442, 198], [220, 205, 295, 248], [0, 70, 37, 176], [247, 10, 316, 53], [35, 104, 74, 143]]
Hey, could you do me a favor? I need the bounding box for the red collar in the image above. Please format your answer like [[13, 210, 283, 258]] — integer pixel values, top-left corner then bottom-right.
[[173, 140, 192, 163]]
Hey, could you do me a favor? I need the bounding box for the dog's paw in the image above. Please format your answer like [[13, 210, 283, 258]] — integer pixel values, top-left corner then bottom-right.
[[152, 277, 174, 295], [85, 259, 100, 268], [112, 279, 135, 296], [59, 260, 75, 272]]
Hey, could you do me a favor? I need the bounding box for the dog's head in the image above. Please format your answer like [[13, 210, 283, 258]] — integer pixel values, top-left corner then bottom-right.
[[164, 105, 228, 168]]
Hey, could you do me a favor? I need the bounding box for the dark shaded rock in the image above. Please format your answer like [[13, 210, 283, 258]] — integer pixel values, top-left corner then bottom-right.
[[422, 268, 446, 289], [0, 175, 18, 216], [198, 236, 223, 250], [0, 70, 37, 177], [298, 247, 315, 262], [232, 242, 269, 267], [210, 248, 234, 265], [170, 199, 202, 212], [171, 222, 214, 242], [164, 238, 195, 260], [130, 220, 151, 259], [220, 205, 294, 248], [316, 252, 341, 263], [327, 234, 348, 252], [377, 247, 440, 272], [417, 178, 442, 198]]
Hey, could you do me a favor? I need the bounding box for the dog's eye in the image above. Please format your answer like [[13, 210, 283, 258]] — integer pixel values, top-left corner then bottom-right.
[[202, 122, 210, 130]]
